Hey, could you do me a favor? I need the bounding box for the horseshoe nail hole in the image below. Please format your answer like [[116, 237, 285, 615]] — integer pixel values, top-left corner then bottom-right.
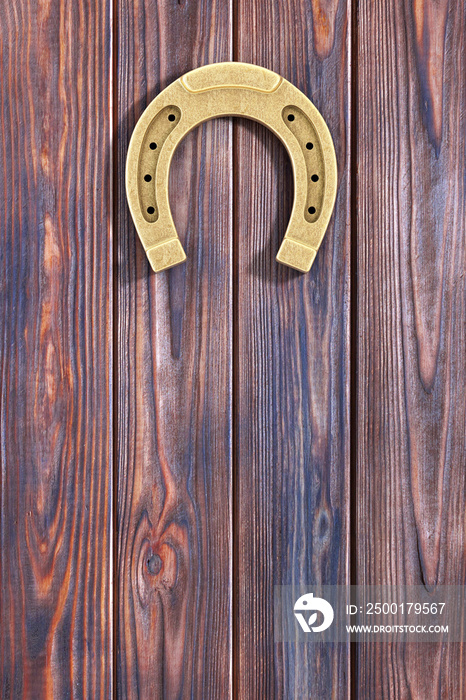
[[308, 206, 316, 215], [306, 142, 314, 150], [147, 206, 155, 215], [144, 174, 152, 182], [146, 553, 162, 575], [168, 114, 176, 122], [149, 142, 157, 150], [287, 114, 295, 121], [311, 174, 319, 182]]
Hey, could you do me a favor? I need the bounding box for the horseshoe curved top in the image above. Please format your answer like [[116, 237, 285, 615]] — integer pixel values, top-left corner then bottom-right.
[[126, 62, 337, 273]]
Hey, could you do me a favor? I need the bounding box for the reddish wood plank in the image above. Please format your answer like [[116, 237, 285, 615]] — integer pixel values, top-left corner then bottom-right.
[[116, 1, 233, 697], [356, 0, 466, 696], [234, 1, 351, 697], [0, 0, 113, 697]]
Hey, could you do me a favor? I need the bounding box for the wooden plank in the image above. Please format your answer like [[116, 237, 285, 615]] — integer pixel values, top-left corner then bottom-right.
[[234, 2, 351, 697], [116, 1, 233, 697], [356, 0, 466, 696], [0, 0, 113, 697]]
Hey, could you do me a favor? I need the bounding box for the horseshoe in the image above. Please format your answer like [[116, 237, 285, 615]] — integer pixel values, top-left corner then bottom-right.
[[126, 62, 337, 273]]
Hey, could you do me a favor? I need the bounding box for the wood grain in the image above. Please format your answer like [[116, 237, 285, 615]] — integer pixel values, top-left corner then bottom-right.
[[0, 0, 113, 697], [234, 1, 351, 697], [116, 1, 233, 697], [2, 0, 464, 697], [356, 0, 466, 696]]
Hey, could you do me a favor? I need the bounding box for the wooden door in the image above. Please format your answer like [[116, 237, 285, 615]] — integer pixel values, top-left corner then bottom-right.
[[1, 0, 464, 698]]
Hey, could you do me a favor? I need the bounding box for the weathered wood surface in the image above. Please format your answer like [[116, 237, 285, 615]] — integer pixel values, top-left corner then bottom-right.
[[234, 1, 351, 698], [2, 0, 465, 697], [116, 1, 233, 697], [0, 0, 113, 697], [356, 0, 466, 697]]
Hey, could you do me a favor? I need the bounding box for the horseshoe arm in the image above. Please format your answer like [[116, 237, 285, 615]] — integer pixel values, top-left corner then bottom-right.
[[126, 62, 337, 273]]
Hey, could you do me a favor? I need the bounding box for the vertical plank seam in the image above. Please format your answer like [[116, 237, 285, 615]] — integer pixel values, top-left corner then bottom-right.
[[232, 0, 240, 695], [111, 0, 118, 694], [349, 0, 359, 695]]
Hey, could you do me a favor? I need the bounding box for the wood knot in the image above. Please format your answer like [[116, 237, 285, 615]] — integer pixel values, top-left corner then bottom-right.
[[146, 552, 162, 575]]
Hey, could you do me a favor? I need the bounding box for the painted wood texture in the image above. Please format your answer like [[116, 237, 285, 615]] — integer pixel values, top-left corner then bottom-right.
[[116, 1, 233, 698], [234, 1, 351, 698], [356, 0, 466, 697], [0, 0, 113, 698]]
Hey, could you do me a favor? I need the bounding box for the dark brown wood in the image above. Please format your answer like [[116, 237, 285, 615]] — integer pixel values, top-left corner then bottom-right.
[[116, 1, 233, 697], [234, 1, 351, 698], [356, 0, 466, 696], [3, 0, 465, 696], [0, 0, 113, 697]]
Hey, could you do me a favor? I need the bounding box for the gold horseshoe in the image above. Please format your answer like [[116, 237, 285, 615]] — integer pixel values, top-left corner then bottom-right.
[[126, 62, 337, 273]]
